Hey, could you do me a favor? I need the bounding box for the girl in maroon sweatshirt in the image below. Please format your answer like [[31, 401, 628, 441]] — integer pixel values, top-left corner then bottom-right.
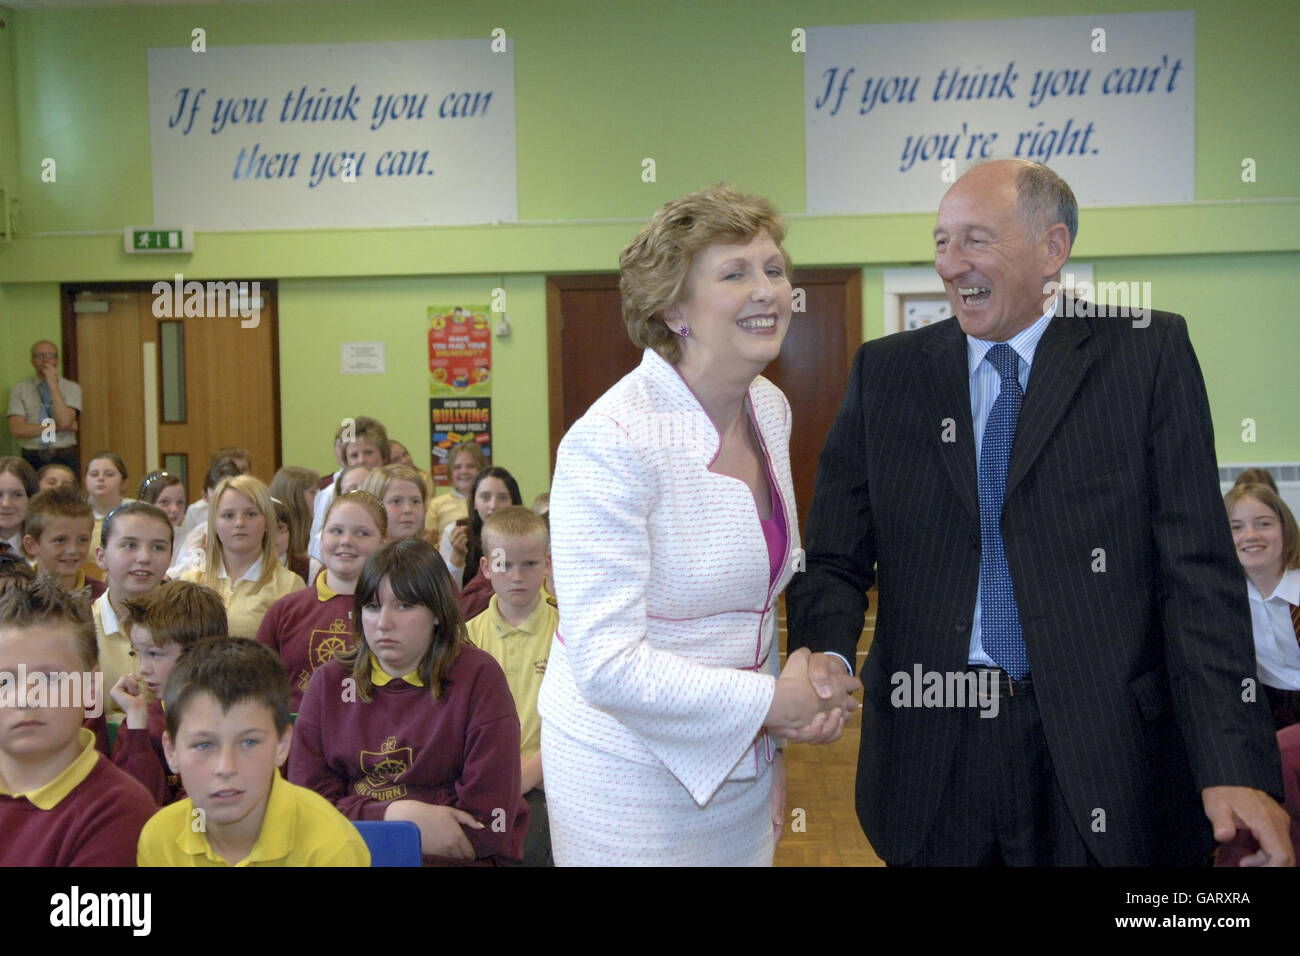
[[289, 537, 528, 864]]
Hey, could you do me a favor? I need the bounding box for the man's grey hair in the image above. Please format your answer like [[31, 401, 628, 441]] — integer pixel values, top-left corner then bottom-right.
[[1014, 161, 1078, 244]]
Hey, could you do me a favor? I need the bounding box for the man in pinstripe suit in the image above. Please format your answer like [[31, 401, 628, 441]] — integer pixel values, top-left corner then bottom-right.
[[786, 160, 1292, 866]]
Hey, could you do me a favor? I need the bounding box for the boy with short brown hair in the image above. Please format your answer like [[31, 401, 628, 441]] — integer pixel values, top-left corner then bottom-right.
[[137, 636, 369, 866], [22, 486, 105, 598], [110, 580, 229, 804], [0, 581, 155, 866]]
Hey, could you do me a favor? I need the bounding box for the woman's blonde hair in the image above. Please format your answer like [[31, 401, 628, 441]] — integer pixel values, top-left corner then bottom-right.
[[619, 183, 791, 364], [203, 474, 279, 590]]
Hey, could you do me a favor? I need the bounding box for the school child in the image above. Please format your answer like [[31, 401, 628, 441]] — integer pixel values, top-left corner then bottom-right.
[[180, 452, 247, 536], [425, 440, 486, 545], [109, 580, 228, 805], [0, 551, 36, 594], [289, 538, 528, 865], [269, 466, 319, 571], [308, 416, 389, 562], [21, 486, 105, 598], [360, 464, 427, 542], [343, 417, 390, 470], [439, 466, 522, 590], [0, 581, 155, 866], [138, 470, 188, 530], [258, 492, 386, 712], [1226, 482, 1300, 729], [181, 475, 305, 639], [0, 457, 39, 557], [172, 458, 244, 576], [85, 451, 130, 520], [136, 637, 369, 866], [92, 502, 174, 727], [37, 463, 79, 493], [465, 506, 556, 866]]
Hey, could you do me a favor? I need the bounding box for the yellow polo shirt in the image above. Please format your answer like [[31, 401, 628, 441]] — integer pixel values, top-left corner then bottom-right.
[[0, 728, 98, 807], [137, 767, 370, 867], [464, 594, 556, 758], [182, 556, 306, 640], [424, 490, 468, 545], [92, 591, 136, 723]]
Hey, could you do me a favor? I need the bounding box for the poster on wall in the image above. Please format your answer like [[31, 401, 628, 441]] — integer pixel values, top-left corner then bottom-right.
[[148, 40, 517, 229], [428, 305, 492, 483], [429, 398, 492, 485], [805, 11, 1194, 214]]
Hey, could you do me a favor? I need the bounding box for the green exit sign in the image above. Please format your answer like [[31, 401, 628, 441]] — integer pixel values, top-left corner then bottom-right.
[[123, 227, 193, 254]]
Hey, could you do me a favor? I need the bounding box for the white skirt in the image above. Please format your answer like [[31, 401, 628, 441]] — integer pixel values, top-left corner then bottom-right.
[[541, 721, 774, 866]]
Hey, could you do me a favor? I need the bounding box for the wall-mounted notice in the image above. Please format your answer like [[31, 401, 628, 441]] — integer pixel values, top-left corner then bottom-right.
[[149, 40, 516, 229], [805, 12, 1194, 214], [341, 342, 385, 374]]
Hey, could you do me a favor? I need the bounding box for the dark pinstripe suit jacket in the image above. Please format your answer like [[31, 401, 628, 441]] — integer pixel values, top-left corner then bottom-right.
[[786, 304, 1283, 866]]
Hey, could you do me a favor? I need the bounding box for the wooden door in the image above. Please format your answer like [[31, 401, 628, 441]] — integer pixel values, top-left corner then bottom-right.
[[63, 281, 281, 502], [546, 269, 861, 532]]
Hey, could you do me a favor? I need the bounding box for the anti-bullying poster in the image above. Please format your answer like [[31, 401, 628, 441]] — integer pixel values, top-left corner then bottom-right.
[[428, 305, 491, 483]]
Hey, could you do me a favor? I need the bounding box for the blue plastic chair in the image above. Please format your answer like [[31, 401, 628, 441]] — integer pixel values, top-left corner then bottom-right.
[[353, 820, 422, 867]]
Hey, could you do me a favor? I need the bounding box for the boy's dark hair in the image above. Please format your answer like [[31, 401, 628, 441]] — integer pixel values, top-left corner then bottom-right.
[[164, 637, 292, 739], [101, 501, 174, 550], [23, 486, 94, 542], [0, 552, 38, 592], [122, 580, 228, 650], [338, 538, 464, 702], [205, 457, 244, 492], [0, 576, 97, 668]]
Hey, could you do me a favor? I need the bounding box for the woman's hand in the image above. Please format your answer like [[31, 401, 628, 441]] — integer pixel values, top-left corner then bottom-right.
[[765, 647, 860, 739], [770, 750, 787, 849], [385, 800, 484, 859]]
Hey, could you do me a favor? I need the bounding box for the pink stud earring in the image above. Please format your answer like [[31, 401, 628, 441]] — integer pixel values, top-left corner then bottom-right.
[[676, 326, 691, 338]]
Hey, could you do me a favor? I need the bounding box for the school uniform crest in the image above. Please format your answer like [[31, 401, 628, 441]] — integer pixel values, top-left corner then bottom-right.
[[298, 619, 352, 692], [356, 735, 412, 800]]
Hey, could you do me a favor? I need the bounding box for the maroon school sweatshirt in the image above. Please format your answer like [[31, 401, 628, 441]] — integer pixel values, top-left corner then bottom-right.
[[289, 646, 528, 864]]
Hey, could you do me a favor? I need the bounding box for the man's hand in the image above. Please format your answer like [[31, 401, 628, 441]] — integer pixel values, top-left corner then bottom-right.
[[1203, 785, 1295, 866], [38, 361, 59, 385], [767, 650, 861, 743]]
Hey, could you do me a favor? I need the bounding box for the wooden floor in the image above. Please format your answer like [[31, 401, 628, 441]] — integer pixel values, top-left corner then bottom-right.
[[773, 593, 884, 867]]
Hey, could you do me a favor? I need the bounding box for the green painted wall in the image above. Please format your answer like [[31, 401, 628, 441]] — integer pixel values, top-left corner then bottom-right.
[[1, 0, 1297, 490]]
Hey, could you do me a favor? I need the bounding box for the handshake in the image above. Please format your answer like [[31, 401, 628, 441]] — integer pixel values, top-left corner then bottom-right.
[[765, 647, 862, 744]]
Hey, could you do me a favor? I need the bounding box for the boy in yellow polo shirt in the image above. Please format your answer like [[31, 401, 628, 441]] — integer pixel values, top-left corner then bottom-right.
[[137, 636, 369, 866], [465, 505, 555, 866]]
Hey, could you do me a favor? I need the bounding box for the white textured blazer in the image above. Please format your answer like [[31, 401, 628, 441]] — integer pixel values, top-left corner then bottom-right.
[[538, 348, 802, 805]]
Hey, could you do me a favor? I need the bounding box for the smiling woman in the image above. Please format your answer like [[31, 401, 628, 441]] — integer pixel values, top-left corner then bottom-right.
[[538, 184, 859, 866]]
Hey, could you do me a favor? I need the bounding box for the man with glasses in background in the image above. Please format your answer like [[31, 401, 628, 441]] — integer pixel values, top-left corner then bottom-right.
[[7, 340, 82, 474]]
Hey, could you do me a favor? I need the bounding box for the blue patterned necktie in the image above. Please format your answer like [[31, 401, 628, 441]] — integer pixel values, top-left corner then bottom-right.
[[979, 343, 1030, 679], [37, 379, 54, 423]]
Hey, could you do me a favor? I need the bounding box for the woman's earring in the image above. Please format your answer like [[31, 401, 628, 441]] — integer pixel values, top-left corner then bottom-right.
[[676, 326, 691, 338]]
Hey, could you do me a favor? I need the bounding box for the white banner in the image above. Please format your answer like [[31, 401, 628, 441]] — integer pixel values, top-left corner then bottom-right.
[[149, 40, 517, 229], [805, 12, 1194, 214]]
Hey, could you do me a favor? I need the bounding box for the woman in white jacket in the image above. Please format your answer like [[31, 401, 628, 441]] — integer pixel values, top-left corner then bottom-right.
[[539, 184, 860, 865]]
